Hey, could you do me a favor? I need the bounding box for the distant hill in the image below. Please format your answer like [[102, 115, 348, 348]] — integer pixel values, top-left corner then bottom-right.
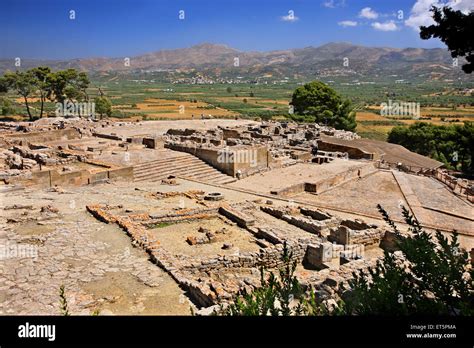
[[0, 42, 468, 81]]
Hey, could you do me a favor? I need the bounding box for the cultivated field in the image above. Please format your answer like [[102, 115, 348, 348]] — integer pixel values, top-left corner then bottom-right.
[[356, 106, 474, 140], [113, 98, 237, 119], [3, 79, 473, 143]]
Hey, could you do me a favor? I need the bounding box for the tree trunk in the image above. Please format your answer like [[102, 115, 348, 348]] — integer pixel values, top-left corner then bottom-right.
[[39, 94, 45, 118], [23, 95, 33, 121]]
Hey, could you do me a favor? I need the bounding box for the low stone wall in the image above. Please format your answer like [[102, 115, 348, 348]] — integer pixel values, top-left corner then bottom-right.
[[305, 242, 342, 269], [107, 167, 133, 181], [4, 128, 81, 145], [300, 208, 327, 220], [329, 225, 384, 246], [270, 183, 305, 196], [270, 164, 376, 196], [434, 169, 474, 203], [92, 132, 123, 141], [318, 140, 373, 160], [290, 151, 312, 161], [254, 227, 285, 244], [310, 164, 375, 194], [261, 206, 327, 236], [183, 241, 307, 274], [341, 219, 373, 230], [143, 137, 164, 149], [9, 165, 133, 188], [218, 205, 255, 228], [88, 171, 109, 184], [144, 208, 219, 226]]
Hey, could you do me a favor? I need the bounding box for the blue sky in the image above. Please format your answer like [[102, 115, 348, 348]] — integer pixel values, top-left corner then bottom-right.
[[0, 0, 460, 59]]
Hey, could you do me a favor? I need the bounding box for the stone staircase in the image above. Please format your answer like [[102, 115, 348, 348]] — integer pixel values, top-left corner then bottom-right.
[[133, 152, 237, 185]]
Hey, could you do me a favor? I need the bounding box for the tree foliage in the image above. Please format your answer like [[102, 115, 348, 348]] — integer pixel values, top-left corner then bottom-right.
[[3, 71, 37, 120], [30, 66, 52, 118], [420, 6, 474, 74], [221, 242, 305, 315], [0, 97, 15, 116], [48, 68, 90, 103], [1, 67, 94, 119], [388, 122, 474, 175], [290, 81, 356, 131], [94, 96, 112, 119], [345, 205, 473, 315]]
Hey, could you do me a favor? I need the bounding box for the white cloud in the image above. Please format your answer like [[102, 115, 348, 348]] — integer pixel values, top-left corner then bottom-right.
[[323, 0, 346, 8], [338, 20, 358, 27], [359, 7, 379, 19], [281, 12, 299, 22], [405, 0, 474, 31], [323, 0, 336, 8], [372, 20, 399, 31]]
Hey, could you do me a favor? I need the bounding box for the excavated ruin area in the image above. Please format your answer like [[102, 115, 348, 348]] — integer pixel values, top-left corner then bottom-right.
[[1, 118, 472, 315], [148, 218, 260, 257], [0, 177, 396, 314]]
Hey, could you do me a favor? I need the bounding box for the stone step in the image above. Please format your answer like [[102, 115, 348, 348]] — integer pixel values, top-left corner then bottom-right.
[[181, 166, 237, 184], [175, 167, 221, 179], [133, 152, 235, 185], [133, 155, 190, 168], [133, 156, 197, 172], [191, 171, 228, 180], [134, 161, 210, 178], [209, 178, 236, 185], [212, 176, 238, 184], [140, 165, 222, 182], [186, 171, 237, 184], [186, 167, 221, 177], [134, 158, 210, 174], [134, 156, 207, 170]]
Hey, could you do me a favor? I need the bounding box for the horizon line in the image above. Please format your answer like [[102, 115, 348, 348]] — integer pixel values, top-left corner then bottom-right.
[[0, 41, 448, 61]]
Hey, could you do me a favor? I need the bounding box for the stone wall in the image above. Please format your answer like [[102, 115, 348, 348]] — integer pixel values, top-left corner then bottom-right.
[[92, 132, 123, 141], [270, 183, 305, 196], [142, 137, 164, 149], [305, 243, 342, 270], [4, 128, 81, 145], [166, 143, 270, 178], [329, 225, 383, 246], [183, 241, 307, 274], [260, 206, 328, 236], [9, 166, 133, 188], [218, 205, 255, 228], [318, 140, 373, 160], [310, 163, 375, 194], [270, 164, 376, 196]]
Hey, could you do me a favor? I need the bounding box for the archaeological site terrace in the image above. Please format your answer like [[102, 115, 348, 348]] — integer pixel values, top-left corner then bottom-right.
[[0, 117, 472, 315]]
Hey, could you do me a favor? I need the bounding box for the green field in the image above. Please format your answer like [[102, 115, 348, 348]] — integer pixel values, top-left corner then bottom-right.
[[3, 76, 473, 141]]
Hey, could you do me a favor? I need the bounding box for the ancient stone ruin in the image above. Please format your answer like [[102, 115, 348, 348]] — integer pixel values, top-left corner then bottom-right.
[[1, 117, 472, 315]]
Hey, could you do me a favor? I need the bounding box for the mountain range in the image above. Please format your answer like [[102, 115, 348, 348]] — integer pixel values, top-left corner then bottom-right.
[[0, 42, 467, 81]]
